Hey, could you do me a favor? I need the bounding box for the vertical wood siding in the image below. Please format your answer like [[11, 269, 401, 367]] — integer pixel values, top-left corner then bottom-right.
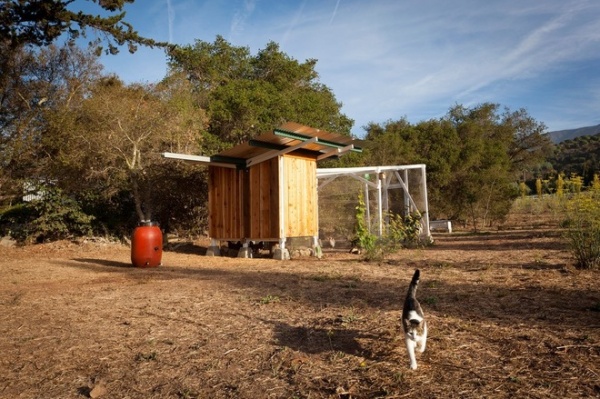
[[208, 154, 317, 241], [282, 154, 318, 237], [248, 158, 280, 239], [208, 166, 245, 239]]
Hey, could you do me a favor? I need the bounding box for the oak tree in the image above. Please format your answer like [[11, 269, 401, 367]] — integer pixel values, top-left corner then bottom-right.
[[168, 36, 353, 145]]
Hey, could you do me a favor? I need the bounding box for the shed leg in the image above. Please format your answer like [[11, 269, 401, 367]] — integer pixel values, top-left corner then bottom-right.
[[237, 240, 253, 258], [311, 236, 322, 259], [206, 238, 221, 257], [272, 238, 290, 260]]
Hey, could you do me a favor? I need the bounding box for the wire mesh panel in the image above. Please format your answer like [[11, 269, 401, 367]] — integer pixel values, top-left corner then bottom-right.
[[317, 165, 430, 248], [318, 175, 364, 246]]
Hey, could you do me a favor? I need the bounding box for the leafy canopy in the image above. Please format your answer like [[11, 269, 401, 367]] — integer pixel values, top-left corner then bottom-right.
[[363, 103, 552, 228], [0, 0, 165, 54], [168, 36, 353, 145]]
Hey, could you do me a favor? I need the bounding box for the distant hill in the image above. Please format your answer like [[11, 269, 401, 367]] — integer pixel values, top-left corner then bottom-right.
[[546, 124, 600, 143], [548, 132, 600, 183]]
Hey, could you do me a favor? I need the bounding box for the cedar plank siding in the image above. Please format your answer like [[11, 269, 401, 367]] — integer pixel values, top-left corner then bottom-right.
[[248, 158, 279, 239], [208, 166, 245, 239], [282, 154, 318, 237], [208, 154, 317, 241]]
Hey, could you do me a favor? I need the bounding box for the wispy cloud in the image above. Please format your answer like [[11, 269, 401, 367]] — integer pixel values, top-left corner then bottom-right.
[[107, 0, 600, 133], [230, 0, 257, 40], [166, 0, 174, 43], [280, 0, 307, 47], [329, 0, 341, 24]]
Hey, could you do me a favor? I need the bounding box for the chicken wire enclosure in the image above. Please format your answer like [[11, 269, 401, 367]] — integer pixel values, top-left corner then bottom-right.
[[316, 165, 431, 246]]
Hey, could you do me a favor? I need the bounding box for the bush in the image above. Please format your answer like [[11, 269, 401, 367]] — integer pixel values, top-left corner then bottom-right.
[[351, 191, 376, 255], [564, 192, 600, 270], [352, 191, 424, 262], [0, 185, 94, 243], [0, 203, 34, 242]]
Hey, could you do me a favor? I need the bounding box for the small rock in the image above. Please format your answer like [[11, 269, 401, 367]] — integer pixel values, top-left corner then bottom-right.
[[89, 382, 107, 398], [0, 236, 16, 247]]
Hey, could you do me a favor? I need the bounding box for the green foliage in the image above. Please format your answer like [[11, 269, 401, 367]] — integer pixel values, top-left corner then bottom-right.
[[0, 203, 33, 242], [535, 178, 542, 198], [0, 0, 165, 54], [556, 174, 565, 197], [168, 37, 353, 145], [593, 173, 600, 190], [364, 103, 541, 229], [563, 191, 600, 270], [0, 185, 94, 243], [387, 212, 423, 245], [42, 75, 206, 224], [352, 190, 377, 255], [352, 191, 423, 262], [519, 181, 530, 199], [549, 133, 600, 186]]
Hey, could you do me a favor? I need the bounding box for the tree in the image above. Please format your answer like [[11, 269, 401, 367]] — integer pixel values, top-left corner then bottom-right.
[[42, 76, 206, 225], [168, 36, 353, 145], [363, 118, 419, 165], [411, 118, 461, 218], [503, 107, 553, 176], [0, 0, 165, 54], [363, 103, 548, 229], [446, 103, 515, 228], [0, 43, 102, 201]]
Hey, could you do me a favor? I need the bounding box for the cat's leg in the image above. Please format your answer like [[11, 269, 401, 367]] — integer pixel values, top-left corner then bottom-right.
[[405, 337, 418, 370], [418, 322, 428, 353]]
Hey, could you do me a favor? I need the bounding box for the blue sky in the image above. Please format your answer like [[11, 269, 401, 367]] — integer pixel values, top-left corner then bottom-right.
[[84, 0, 600, 137]]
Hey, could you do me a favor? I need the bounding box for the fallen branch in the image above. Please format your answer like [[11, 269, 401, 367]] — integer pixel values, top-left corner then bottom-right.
[[556, 344, 600, 350]]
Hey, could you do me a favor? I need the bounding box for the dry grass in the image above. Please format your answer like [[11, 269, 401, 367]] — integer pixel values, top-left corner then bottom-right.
[[0, 229, 599, 399]]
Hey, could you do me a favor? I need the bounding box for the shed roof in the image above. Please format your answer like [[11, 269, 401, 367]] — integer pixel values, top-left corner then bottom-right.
[[163, 122, 362, 168]]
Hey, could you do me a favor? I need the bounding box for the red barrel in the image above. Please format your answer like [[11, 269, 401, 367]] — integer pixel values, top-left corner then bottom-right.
[[131, 222, 163, 267]]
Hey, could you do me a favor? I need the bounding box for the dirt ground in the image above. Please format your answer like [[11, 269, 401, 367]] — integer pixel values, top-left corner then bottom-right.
[[0, 230, 599, 399]]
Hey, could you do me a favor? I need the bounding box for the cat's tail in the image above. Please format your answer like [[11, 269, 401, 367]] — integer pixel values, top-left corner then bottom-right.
[[407, 269, 420, 298]]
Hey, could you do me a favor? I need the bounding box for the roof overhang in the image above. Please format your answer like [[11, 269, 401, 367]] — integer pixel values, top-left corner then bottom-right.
[[162, 122, 362, 169]]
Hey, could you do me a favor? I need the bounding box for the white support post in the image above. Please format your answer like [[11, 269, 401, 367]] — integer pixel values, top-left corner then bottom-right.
[[403, 169, 410, 215], [382, 172, 390, 224], [312, 236, 322, 259], [364, 182, 371, 233], [377, 172, 383, 237], [237, 240, 253, 258], [420, 165, 431, 240]]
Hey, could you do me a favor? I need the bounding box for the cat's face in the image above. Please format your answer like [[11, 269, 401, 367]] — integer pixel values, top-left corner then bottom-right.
[[405, 319, 424, 341], [403, 309, 425, 341]]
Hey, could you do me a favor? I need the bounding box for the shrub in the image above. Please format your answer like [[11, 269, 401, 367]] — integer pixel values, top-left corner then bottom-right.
[[351, 191, 424, 262], [351, 191, 377, 257], [0, 185, 94, 243], [563, 192, 600, 270]]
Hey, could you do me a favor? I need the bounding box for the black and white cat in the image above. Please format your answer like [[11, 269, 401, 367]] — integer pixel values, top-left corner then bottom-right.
[[401, 269, 428, 370]]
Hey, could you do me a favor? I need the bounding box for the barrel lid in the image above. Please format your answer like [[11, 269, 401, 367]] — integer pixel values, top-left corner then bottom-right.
[[139, 220, 159, 227]]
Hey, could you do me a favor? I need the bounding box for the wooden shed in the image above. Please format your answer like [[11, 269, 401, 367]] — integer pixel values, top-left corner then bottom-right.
[[163, 122, 362, 259]]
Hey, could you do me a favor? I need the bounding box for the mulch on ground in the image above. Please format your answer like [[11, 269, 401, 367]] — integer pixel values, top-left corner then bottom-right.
[[0, 230, 598, 398]]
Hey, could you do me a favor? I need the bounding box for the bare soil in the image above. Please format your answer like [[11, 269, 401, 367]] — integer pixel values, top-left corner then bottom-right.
[[1, 230, 599, 399]]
